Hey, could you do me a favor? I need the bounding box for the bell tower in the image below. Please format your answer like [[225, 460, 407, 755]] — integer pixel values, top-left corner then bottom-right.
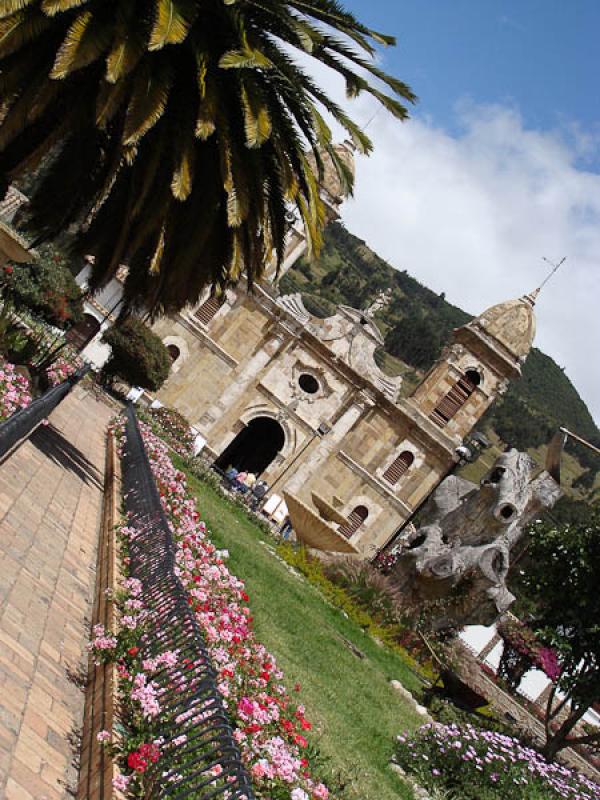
[[409, 291, 538, 443]]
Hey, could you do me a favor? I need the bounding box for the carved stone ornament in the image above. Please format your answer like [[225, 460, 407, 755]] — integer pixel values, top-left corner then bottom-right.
[[389, 449, 561, 628]]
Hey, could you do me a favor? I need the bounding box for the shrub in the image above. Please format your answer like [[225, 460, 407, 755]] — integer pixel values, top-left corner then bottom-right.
[[102, 318, 170, 390], [394, 723, 599, 800], [5, 244, 83, 328]]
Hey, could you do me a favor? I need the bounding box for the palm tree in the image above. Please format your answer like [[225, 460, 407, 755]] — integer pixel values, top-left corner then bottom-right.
[[0, 0, 415, 315]]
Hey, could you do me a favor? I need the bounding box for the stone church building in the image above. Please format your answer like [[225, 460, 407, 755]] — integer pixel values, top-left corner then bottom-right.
[[0, 150, 544, 560], [32, 140, 539, 560], [144, 142, 540, 560]]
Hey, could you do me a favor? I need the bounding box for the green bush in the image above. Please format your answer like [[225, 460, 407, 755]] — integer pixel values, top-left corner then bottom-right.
[[6, 244, 83, 328], [102, 318, 170, 390]]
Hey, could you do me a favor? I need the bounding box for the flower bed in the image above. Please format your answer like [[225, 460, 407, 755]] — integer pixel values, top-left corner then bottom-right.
[[46, 352, 82, 386], [0, 358, 32, 420], [136, 406, 195, 457], [395, 722, 599, 800], [91, 417, 329, 799]]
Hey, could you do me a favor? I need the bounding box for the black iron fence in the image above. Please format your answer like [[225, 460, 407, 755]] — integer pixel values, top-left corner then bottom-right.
[[121, 404, 255, 799], [0, 366, 90, 460]]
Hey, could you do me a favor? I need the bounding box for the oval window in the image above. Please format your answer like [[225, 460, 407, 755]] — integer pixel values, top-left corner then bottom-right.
[[298, 373, 319, 394]]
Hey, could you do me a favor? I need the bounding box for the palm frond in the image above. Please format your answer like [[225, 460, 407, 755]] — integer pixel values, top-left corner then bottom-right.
[[0, 0, 35, 20], [171, 135, 195, 200], [0, 9, 50, 58], [149, 224, 165, 273], [149, 0, 195, 50], [219, 47, 272, 70], [50, 9, 110, 79], [122, 61, 173, 145], [41, 0, 87, 17], [240, 80, 272, 148], [106, 35, 143, 83]]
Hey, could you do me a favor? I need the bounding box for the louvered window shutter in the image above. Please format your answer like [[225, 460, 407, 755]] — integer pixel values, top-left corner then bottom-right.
[[338, 506, 369, 539], [194, 295, 221, 325], [382, 451, 414, 485], [430, 375, 476, 428]]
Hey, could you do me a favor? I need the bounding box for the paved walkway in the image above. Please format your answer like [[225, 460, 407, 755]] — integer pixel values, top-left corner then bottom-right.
[[0, 387, 114, 799]]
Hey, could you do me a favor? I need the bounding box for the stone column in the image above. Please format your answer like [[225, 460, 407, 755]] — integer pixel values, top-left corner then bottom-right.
[[285, 391, 374, 494], [196, 331, 286, 433]]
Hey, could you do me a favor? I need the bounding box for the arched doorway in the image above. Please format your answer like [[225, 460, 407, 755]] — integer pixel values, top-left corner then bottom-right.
[[215, 417, 285, 476], [66, 312, 101, 350]]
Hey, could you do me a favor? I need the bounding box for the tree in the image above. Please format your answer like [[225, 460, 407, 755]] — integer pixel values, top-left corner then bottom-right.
[[385, 314, 443, 370], [7, 244, 83, 328], [516, 513, 600, 761], [102, 318, 171, 391], [0, 0, 415, 316]]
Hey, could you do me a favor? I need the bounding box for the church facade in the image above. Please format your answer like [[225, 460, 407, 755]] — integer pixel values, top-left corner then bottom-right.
[[148, 142, 539, 559], [59, 141, 540, 559]]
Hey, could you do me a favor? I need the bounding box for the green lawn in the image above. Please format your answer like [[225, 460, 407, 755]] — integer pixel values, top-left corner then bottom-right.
[[177, 464, 424, 800]]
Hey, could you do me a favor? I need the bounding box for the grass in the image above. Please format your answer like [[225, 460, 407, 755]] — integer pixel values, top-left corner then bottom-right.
[[175, 459, 424, 800]]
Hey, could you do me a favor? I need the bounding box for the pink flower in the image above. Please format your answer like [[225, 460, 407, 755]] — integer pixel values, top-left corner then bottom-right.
[[96, 730, 111, 743], [112, 773, 130, 790]]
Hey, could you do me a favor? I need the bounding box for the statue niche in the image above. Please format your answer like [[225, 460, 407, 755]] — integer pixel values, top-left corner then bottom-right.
[[389, 449, 561, 628]]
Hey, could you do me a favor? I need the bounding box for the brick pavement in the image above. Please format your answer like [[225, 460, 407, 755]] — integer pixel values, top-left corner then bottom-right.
[[0, 386, 114, 799]]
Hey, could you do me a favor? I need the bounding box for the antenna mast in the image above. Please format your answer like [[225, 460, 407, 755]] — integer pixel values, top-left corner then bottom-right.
[[539, 256, 567, 291]]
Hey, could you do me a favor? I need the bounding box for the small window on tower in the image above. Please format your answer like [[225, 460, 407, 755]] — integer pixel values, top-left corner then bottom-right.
[[429, 369, 480, 428]]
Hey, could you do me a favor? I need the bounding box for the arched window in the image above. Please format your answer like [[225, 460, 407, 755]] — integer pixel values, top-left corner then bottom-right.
[[167, 344, 180, 363], [194, 294, 222, 326], [338, 505, 368, 539], [382, 450, 414, 485], [430, 369, 481, 428]]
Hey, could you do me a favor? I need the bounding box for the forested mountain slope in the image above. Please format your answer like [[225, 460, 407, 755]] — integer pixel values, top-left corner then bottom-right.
[[279, 222, 599, 508]]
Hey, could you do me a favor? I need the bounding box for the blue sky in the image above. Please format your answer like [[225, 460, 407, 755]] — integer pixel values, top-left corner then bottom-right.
[[319, 1, 600, 424], [345, 0, 600, 156]]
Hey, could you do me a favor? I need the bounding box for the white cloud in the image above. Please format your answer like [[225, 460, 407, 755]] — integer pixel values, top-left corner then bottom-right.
[[317, 82, 600, 425]]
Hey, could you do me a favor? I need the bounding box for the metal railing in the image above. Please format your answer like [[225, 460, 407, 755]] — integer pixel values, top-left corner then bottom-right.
[[0, 366, 90, 460], [121, 404, 255, 799]]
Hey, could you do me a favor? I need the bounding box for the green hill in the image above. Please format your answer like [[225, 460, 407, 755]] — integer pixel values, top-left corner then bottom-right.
[[279, 221, 599, 511]]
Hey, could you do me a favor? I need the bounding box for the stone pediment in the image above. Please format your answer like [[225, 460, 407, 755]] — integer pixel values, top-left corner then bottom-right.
[[276, 293, 402, 401]]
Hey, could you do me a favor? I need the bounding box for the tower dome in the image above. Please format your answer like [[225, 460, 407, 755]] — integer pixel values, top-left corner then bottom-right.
[[307, 140, 356, 205], [472, 290, 538, 360]]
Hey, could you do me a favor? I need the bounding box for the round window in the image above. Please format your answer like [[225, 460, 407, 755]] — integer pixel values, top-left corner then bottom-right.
[[298, 373, 319, 394]]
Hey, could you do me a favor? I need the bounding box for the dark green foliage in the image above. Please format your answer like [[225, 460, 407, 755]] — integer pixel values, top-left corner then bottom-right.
[[384, 314, 443, 369], [7, 244, 83, 328], [102, 318, 170, 391], [301, 294, 337, 319]]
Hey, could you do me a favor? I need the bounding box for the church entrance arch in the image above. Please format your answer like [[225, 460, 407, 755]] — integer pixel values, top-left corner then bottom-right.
[[215, 416, 285, 476]]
